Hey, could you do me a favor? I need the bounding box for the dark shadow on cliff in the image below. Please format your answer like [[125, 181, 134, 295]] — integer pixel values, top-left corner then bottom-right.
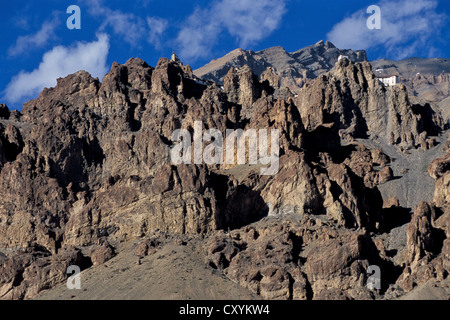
[[380, 206, 412, 233], [411, 103, 442, 136], [182, 78, 208, 100], [47, 136, 105, 194], [359, 234, 404, 294], [210, 172, 269, 230], [302, 124, 341, 160], [0, 124, 24, 162]]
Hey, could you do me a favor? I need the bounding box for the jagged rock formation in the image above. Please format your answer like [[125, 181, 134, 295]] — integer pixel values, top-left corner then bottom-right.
[[371, 58, 450, 125], [195, 41, 367, 94], [295, 59, 444, 149], [197, 43, 450, 126], [382, 136, 449, 297], [0, 45, 448, 300], [371, 57, 450, 80], [205, 217, 393, 300], [0, 246, 91, 299]]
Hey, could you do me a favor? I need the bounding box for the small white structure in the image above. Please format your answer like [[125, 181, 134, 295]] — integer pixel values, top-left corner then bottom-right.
[[171, 51, 181, 63], [338, 55, 350, 62], [378, 75, 399, 87]]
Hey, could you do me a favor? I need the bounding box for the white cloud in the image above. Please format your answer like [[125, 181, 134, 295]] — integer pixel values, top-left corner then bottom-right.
[[85, 0, 168, 47], [4, 34, 110, 104], [13, 16, 30, 30], [217, 0, 286, 48], [176, 8, 221, 61], [326, 0, 446, 59], [98, 9, 146, 46], [176, 0, 286, 61], [147, 17, 168, 49], [8, 18, 59, 57]]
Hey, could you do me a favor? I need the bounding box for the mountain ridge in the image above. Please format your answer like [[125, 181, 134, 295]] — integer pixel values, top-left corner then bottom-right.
[[195, 40, 367, 89], [195, 41, 450, 124], [0, 44, 448, 300]]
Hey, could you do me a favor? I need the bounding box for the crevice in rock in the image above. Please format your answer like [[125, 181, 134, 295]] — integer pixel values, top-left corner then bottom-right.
[[288, 231, 303, 266], [210, 173, 269, 230], [288, 272, 294, 300], [127, 102, 142, 132]]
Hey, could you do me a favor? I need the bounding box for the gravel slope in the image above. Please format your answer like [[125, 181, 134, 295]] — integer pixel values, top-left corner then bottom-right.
[[35, 238, 259, 300]]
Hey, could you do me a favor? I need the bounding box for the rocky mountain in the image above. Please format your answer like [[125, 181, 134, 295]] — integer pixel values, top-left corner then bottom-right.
[[196, 42, 450, 124], [195, 40, 367, 94], [371, 57, 450, 79], [0, 43, 449, 300], [371, 58, 450, 124]]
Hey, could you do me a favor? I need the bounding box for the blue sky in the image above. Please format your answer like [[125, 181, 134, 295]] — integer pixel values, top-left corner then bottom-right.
[[1, 0, 449, 109]]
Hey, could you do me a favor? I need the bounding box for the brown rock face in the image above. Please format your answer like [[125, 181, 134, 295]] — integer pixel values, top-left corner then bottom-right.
[[395, 201, 448, 293], [295, 59, 443, 148], [223, 66, 263, 118], [0, 123, 24, 167], [0, 246, 90, 300], [195, 41, 367, 92], [400, 73, 450, 124], [429, 148, 450, 209], [394, 143, 449, 293], [205, 225, 310, 300], [0, 52, 447, 299], [406, 202, 439, 263], [205, 216, 391, 300], [89, 239, 115, 266]]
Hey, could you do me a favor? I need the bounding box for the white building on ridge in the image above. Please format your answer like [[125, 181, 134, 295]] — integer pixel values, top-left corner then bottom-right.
[[378, 75, 399, 87], [338, 55, 350, 62]]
